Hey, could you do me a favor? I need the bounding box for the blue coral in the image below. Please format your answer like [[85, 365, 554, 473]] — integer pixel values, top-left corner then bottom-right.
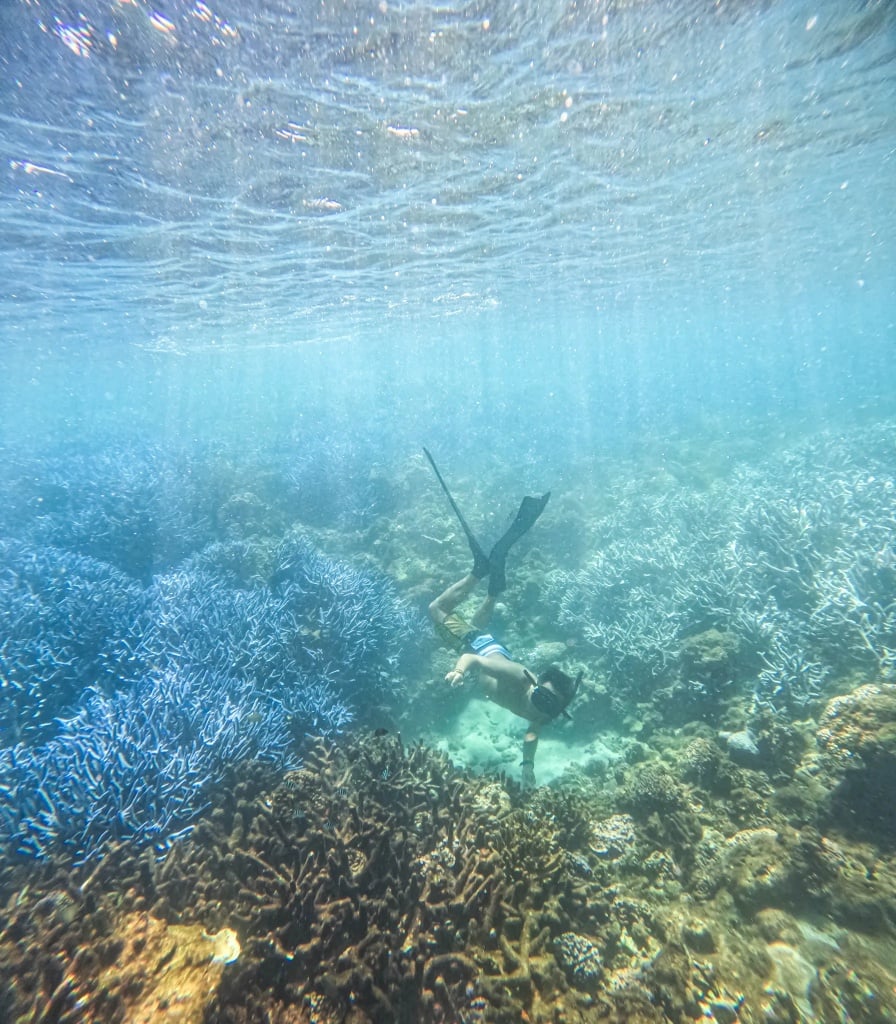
[[133, 569, 300, 685], [0, 540, 146, 744], [548, 423, 896, 712], [0, 667, 322, 862], [0, 438, 424, 863], [279, 435, 398, 530], [0, 533, 421, 861], [271, 533, 425, 698], [0, 444, 216, 579], [133, 541, 423, 705]]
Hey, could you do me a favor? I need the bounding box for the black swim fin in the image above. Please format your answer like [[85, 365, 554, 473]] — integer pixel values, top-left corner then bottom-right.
[[488, 491, 550, 595], [422, 447, 491, 578]]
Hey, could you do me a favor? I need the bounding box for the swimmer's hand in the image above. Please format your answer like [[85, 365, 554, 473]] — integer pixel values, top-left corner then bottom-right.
[[445, 669, 465, 688]]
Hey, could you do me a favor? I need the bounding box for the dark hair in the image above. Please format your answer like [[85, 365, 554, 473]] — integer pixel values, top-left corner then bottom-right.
[[538, 665, 580, 705]]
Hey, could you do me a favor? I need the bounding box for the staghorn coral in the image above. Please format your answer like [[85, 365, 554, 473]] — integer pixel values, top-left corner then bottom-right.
[[2, 723, 896, 1024], [0, 437, 403, 583], [129, 534, 423, 711], [0, 732, 618, 1024], [0, 667, 315, 861], [544, 422, 896, 717], [0, 540, 147, 745], [128, 542, 423, 709], [271, 532, 426, 697], [132, 568, 318, 692], [0, 519, 424, 864], [7, 443, 217, 579]]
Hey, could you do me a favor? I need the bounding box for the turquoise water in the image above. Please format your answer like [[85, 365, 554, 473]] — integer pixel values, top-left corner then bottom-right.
[[1, 0, 893, 453], [1, 3, 896, 1022]]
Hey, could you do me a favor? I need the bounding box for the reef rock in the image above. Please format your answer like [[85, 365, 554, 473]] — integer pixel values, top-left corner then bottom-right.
[[99, 914, 239, 1023], [723, 727, 762, 767], [679, 628, 740, 680], [817, 684, 896, 768], [815, 683, 896, 840], [590, 813, 637, 859], [691, 826, 815, 911]]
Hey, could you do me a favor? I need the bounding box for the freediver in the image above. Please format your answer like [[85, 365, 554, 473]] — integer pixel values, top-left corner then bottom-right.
[[424, 447, 581, 793]]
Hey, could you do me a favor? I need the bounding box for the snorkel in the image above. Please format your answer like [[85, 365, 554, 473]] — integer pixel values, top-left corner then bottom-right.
[[531, 669, 583, 720]]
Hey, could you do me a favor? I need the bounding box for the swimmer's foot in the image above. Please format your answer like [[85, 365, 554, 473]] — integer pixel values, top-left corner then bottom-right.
[[488, 560, 506, 596], [487, 492, 550, 596]]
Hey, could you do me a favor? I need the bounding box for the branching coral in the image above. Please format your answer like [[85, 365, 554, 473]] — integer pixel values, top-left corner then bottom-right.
[[5, 444, 217, 579], [0, 668, 306, 861], [134, 538, 424, 710], [271, 533, 426, 695], [546, 423, 896, 715], [34, 733, 616, 1024], [0, 540, 146, 745], [0, 522, 423, 864]]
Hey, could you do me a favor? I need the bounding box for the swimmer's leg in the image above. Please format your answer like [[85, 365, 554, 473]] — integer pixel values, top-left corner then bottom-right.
[[428, 573, 479, 626]]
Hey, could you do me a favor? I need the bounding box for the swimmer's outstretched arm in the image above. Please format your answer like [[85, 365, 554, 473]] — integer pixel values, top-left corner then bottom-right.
[[522, 727, 539, 764], [445, 651, 480, 687]]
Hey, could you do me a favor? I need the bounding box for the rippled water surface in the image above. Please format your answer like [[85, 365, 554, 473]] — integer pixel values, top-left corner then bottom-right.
[[0, 0, 893, 443]]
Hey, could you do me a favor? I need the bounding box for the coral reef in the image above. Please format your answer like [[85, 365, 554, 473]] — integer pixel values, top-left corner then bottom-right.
[[0, 444, 218, 579], [0, 540, 146, 745], [544, 423, 896, 717], [554, 932, 603, 988], [0, 473, 421, 864], [0, 733, 711, 1023], [0, 437, 406, 581], [131, 537, 424, 712], [0, 881, 240, 1024], [0, 668, 303, 860], [812, 683, 896, 842], [0, 720, 895, 1023], [3, 426, 896, 1024], [270, 532, 426, 696], [0, 532, 417, 862]]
